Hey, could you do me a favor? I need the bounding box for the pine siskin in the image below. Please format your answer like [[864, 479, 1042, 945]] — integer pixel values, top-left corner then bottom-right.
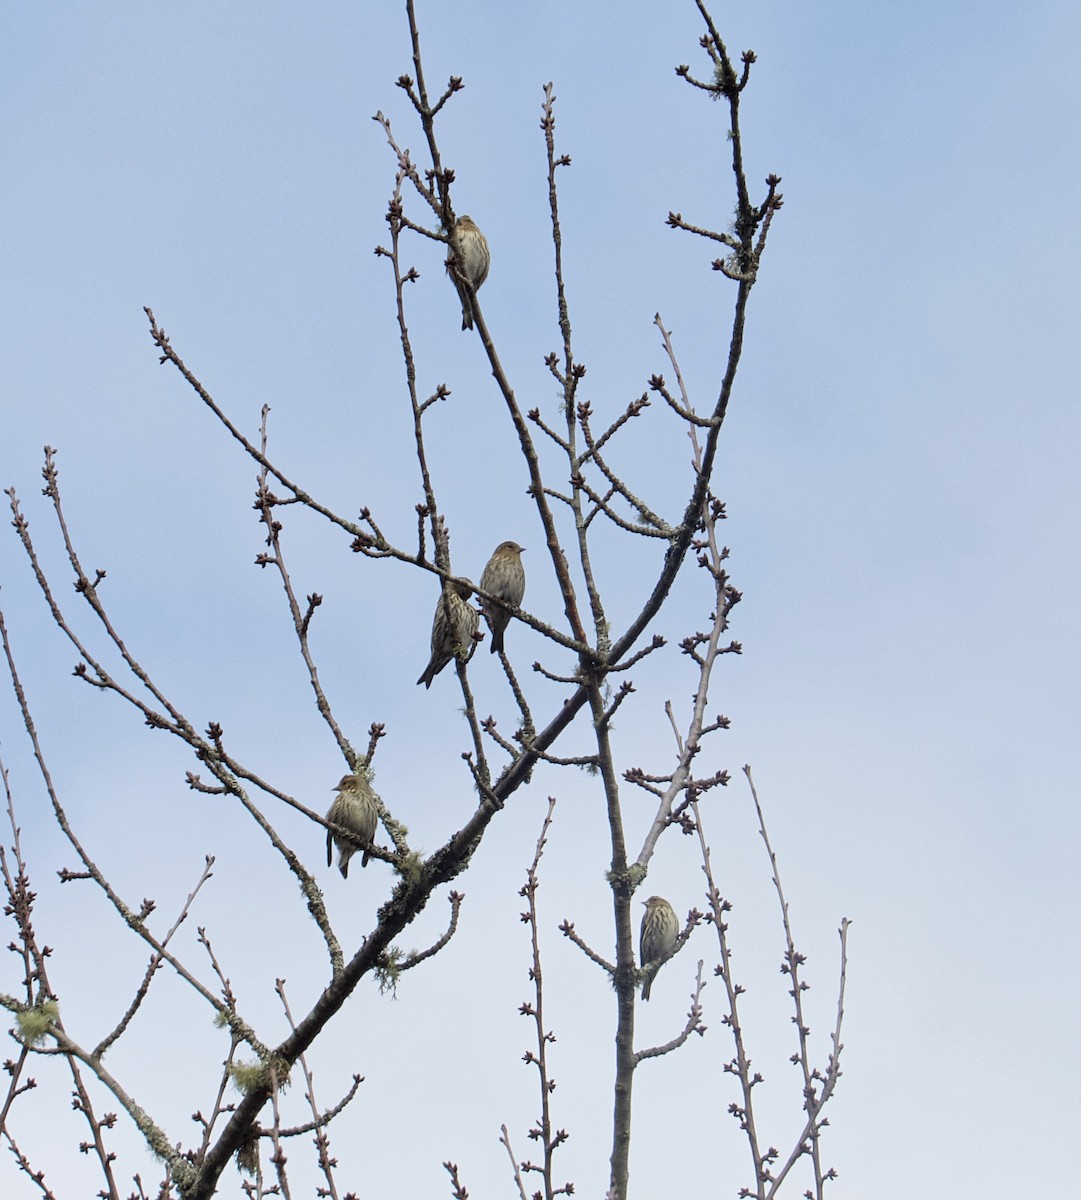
[[448, 215, 490, 330], [325, 771, 378, 878], [639, 895, 679, 1001], [416, 579, 480, 688], [479, 540, 526, 655]]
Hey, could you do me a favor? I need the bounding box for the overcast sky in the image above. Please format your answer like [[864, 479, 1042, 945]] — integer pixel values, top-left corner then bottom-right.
[[1, 2, 1079, 1197]]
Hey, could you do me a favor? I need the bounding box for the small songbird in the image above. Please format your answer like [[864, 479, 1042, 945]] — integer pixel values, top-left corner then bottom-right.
[[325, 771, 378, 878], [448, 215, 490, 330], [479, 541, 525, 655], [416, 579, 480, 688], [639, 896, 679, 1001]]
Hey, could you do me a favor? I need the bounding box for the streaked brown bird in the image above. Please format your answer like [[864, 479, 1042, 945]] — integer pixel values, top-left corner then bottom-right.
[[416, 579, 479, 688], [479, 540, 525, 655], [448, 215, 490, 330], [639, 895, 679, 1001], [325, 771, 378, 878]]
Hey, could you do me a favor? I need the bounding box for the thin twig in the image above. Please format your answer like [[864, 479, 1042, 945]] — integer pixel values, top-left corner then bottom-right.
[[635, 960, 708, 1061]]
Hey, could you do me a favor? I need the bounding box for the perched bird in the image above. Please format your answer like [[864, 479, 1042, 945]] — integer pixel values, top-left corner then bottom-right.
[[325, 771, 378, 878], [416, 579, 479, 688], [479, 541, 526, 655], [448, 215, 490, 330], [639, 896, 679, 1001]]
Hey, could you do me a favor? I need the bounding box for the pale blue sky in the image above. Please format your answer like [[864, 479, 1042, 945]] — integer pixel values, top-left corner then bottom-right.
[[2, 2, 1079, 1197]]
